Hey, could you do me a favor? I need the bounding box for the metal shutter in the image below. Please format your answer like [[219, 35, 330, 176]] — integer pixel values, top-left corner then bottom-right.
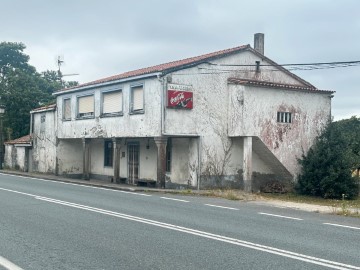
[[64, 99, 71, 119], [78, 95, 94, 114], [103, 91, 122, 114], [132, 86, 143, 111]]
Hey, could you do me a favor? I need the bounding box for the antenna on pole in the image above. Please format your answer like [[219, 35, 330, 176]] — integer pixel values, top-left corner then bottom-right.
[[57, 55, 64, 80], [55, 55, 79, 87]]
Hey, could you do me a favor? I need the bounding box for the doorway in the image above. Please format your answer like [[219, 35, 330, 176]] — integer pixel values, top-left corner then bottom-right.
[[128, 143, 139, 184]]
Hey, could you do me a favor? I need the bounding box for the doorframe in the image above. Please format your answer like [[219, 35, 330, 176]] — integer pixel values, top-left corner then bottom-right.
[[127, 141, 140, 184]]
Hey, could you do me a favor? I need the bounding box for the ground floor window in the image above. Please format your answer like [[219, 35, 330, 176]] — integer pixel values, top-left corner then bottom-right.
[[104, 140, 113, 167], [166, 138, 172, 172]]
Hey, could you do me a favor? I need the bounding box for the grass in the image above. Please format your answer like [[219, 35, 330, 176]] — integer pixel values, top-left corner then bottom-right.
[[261, 192, 360, 217]]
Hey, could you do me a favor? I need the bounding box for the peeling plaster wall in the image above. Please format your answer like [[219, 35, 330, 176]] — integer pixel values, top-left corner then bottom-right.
[[164, 51, 303, 186], [31, 110, 57, 173], [51, 49, 331, 187], [4, 145, 27, 171], [56, 78, 162, 139], [167, 138, 190, 186], [57, 139, 83, 177], [228, 85, 331, 177], [4, 145, 13, 168]]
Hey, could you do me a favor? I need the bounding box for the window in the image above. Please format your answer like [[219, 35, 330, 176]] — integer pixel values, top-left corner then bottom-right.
[[102, 90, 123, 116], [63, 98, 71, 120], [104, 140, 113, 167], [166, 138, 172, 172], [77, 95, 94, 118], [130, 85, 144, 113], [277, 112, 292, 123]]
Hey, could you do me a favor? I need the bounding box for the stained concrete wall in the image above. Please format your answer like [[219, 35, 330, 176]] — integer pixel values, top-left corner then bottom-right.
[[4, 145, 27, 171], [52, 49, 332, 187], [164, 50, 308, 186], [56, 78, 162, 139], [31, 109, 57, 173], [228, 85, 332, 177], [57, 139, 83, 177]]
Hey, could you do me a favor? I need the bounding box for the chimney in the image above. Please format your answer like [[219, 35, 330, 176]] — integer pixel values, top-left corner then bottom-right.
[[254, 33, 264, 55]]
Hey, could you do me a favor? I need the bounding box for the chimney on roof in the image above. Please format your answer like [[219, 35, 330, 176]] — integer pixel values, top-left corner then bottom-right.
[[254, 33, 264, 55]]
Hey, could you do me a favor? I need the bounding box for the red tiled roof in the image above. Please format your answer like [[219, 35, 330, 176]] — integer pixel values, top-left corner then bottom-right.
[[31, 104, 56, 112], [5, 135, 31, 145], [55, 44, 251, 92], [228, 78, 334, 93]]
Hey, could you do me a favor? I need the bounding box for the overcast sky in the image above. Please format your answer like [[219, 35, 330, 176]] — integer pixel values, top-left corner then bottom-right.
[[2, 0, 359, 120]]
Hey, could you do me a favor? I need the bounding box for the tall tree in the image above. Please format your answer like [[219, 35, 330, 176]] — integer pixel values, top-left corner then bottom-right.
[[0, 42, 76, 139]]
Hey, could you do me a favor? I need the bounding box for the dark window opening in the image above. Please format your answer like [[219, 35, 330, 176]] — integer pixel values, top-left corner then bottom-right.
[[104, 140, 113, 167]]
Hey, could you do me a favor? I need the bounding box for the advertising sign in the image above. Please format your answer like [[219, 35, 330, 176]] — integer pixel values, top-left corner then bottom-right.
[[167, 84, 193, 109]]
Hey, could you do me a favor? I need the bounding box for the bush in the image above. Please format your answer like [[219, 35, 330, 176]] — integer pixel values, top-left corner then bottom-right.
[[296, 118, 359, 199]]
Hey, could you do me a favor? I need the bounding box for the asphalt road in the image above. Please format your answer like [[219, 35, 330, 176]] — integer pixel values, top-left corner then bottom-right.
[[0, 173, 359, 270]]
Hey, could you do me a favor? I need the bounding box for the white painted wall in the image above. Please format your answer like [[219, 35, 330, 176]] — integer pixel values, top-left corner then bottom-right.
[[51, 49, 332, 186], [228, 85, 332, 175], [56, 78, 162, 139], [4, 145, 27, 171], [31, 109, 57, 173], [57, 139, 83, 176]]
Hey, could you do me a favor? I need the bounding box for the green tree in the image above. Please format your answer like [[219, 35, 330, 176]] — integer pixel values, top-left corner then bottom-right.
[[0, 42, 78, 139], [0, 42, 77, 139], [296, 118, 360, 199]]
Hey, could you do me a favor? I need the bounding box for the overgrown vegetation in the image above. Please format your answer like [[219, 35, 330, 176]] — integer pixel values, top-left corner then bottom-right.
[[0, 42, 78, 139], [296, 117, 360, 199]]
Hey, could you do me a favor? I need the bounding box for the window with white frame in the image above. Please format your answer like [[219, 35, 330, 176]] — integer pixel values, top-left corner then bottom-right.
[[63, 98, 71, 120], [130, 85, 144, 113], [102, 90, 123, 116], [277, 112, 292, 123], [77, 95, 94, 118]]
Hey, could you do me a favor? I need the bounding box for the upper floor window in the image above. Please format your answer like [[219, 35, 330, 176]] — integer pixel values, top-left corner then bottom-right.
[[277, 112, 292, 123], [102, 90, 123, 117], [77, 94, 95, 119], [63, 98, 71, 120], [130, 85, 144, 113]]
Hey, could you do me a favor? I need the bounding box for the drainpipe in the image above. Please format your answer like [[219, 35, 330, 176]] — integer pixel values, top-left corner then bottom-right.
[[197, 136, 201, 191]]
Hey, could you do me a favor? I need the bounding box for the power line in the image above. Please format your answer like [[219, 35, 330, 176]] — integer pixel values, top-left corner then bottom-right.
[[205, 60, 360, 67]]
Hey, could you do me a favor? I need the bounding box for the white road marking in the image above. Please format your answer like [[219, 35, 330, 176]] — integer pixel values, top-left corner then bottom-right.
[[204, 204, 239, 210], [0, 187, 359, 270], [258, 212, 303, 221], [161, 197, 189, 202], [0, 256, 24, 270], [323, 223, 360, 230], [0, 173, 152, 197]]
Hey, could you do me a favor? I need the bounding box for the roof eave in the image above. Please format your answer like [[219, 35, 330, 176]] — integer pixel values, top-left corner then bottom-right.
[[53, 72, 162, 96]]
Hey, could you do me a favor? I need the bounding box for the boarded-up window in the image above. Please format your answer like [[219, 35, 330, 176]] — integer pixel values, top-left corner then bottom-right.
[[131, 85, 144, 112], [103, 91, 122, 115], [63, 98, 71, 120], [78, 95, 94, 117]]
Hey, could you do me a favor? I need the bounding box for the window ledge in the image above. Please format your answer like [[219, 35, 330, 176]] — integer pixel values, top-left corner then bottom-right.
[[129, 110, 145, 115], [76, 116, 95, 120], [100, 112, 124, 118]]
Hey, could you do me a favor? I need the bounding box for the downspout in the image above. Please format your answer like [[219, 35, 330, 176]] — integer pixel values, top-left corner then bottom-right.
[[197, 136, 201, 191]]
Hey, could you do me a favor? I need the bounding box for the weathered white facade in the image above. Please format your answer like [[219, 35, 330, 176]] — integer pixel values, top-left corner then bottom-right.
[[8, 34, 334, 191], [4, 135, 31, 171]]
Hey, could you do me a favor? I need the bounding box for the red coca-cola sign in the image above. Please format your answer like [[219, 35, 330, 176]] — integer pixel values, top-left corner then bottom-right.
[[167, 90, 193, 109]]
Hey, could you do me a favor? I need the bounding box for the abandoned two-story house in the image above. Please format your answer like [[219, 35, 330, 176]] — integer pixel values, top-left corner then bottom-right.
[[4, 34, 334, 191]]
